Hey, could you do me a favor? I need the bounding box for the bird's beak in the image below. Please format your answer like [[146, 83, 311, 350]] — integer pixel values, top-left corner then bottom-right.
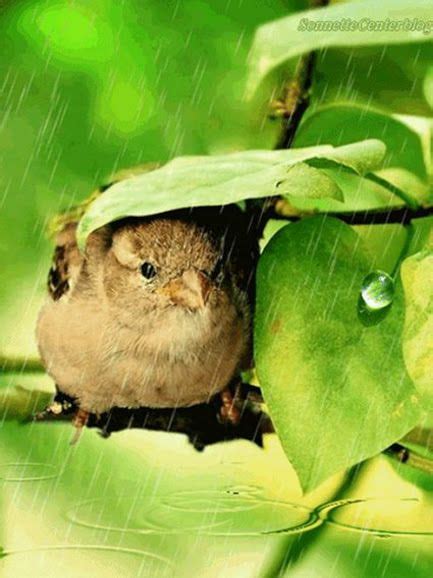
[[159, 269, 212, 310]]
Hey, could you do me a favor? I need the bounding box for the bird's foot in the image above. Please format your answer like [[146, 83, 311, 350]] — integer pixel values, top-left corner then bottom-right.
[[70, 408, 90, 445], [218, 386, 241, 426], [34, 395, 75, 421]]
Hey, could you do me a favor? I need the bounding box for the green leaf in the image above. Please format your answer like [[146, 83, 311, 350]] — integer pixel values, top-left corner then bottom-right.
[[314, 44, 433, 117], [395, 114, 433, 178], [294, 104, 428, 179], [77, 140, 385, 248], [408, 216, 433, 255], [401, 249, 433, 409], [279, 162, 343, 202], [423, 65, 433, 110], [255, 216, 421, 492], [305, 140, 388, 176], [400, 217, 433, 409], [365, 173, 420, 210], [373, 168, 431, 207], [247, 0, 433, 96], [293, 105, 431, 208], [354, 224, 409, 273], [282, 168, 404, 214]]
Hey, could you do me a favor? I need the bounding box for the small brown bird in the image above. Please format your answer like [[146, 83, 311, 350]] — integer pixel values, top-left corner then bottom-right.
[[36, 199, 258, 438]]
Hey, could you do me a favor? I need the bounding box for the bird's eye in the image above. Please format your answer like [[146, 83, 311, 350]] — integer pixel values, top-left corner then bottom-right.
[[140, 262, 157, 279]]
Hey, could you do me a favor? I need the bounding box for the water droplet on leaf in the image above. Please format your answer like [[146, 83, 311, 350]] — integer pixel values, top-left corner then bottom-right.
[[361, 270, 394, 310], [358, 270, 395, 327]]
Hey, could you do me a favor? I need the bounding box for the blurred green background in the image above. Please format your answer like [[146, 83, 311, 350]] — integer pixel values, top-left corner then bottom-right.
[[1, 0, 433, 576]]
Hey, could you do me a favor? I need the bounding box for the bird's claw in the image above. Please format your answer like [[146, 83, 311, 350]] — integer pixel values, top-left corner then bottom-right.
[[33, 398, 75, 421], [218, 386, 241, 427], [70, 408, 90, 445], [33, 398, 90, 445]]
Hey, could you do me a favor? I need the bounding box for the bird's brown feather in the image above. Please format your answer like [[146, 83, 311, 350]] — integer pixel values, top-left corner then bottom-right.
[[47, 223, 83, 301]]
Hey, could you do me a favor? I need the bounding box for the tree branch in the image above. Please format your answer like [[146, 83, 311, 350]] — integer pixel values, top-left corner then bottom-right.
[[18, 384, 272, 450], [87, 397, 273, 451], [272, 0, 330, 149], [270, 203, 433, 226], [0, 355, 45, 373], [9, 380, 433, 477], [385, 443, 433, 475]]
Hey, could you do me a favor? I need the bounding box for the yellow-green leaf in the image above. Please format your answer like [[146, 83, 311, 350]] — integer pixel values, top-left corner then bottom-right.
[[401, 250, 433, 409]]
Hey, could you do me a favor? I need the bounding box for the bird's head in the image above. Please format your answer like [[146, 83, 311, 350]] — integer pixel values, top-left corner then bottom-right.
[[100, 214, 227, 328]]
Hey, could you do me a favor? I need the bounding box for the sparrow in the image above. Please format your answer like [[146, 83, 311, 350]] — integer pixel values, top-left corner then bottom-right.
[[36, 191, 259, 438]]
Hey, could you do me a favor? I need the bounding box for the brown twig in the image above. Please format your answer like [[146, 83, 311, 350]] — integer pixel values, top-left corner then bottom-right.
[[87, 396, 273, 451], [273, 52, 317, 149], [22, 384, 272, 450], [273, 0, 330, 149], [385, 443, 433, 475], [270, 203, 433, 226]]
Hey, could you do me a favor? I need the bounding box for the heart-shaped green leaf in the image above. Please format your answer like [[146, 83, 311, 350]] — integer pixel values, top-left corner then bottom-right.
[[255, 216, 421, 492], [77, 140, 385, 248]]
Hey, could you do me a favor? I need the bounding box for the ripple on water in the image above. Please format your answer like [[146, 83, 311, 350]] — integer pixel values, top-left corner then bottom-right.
[[319, 497, 433, 536], [67, 488, 321, 537], [0, 463, 57, 482], [223, 484, 264, 497], [0, 546, 172, 578], [67, 496, 161, 534]]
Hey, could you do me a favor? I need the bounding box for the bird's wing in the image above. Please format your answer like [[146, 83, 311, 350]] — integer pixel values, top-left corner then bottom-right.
[[47, 223, 83, 301]]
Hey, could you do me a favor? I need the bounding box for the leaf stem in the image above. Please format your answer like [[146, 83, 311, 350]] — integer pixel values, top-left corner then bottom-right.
[[366, 172, 420, 211]]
